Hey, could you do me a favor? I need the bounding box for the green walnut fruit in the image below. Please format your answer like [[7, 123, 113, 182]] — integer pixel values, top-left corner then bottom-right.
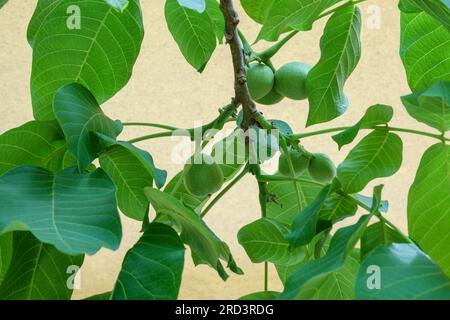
[[274, 62, 311, 100], [256, 88, 284, 105], [308, 153, 336, 183], [183, 154, 224, 197], [247, 63, 275, 100], [278, 150, 310, 176]]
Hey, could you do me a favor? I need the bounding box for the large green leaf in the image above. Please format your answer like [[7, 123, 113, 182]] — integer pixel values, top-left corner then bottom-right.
[[337, 130, 403, 194], [240, 0, 274, 24], [286, 184, 335, 247], [332, 104, 394, 149], [408, 143, 450, 276], [279, 186, 382, 299], [29, 0, 144, 120], [0, 232, 83, 300], [257, 0, 341, 41], [98, 134, 167, 221], [0, 166, 121, 256], [297, 250, 359, 300], [404, 0, 450, 29], [401, 81, 450, 132], [279, 215, 372, 299], [306, 5, 362, 126], [319, 193, 358, 223], [112, 223, 185, 300], [0, 120, 68, 175], [0, 233, 12, 285], [400, 11, 450, 91], [356, 244, 450, 300], [238, 218, 306, 265], [266, 174, 322, 225], [53, 83, 123, 170], [165, 0, 224, 71], [360, 221, 407, 259], [144, 187, 240, 280]]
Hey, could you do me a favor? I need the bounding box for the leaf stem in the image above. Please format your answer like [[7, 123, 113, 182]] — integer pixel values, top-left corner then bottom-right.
[[289, 126, 449, 141], [200, 164, 250, 218], [128, 131, 176, 143], [122, 122, 178, 131]]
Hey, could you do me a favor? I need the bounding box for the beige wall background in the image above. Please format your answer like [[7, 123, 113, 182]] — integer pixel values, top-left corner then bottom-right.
[[0, 0, 437, 299]]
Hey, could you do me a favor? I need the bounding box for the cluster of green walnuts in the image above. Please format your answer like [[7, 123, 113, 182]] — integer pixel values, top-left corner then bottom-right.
[[181, 61, 337, 198], [247, 61, 311, 105]]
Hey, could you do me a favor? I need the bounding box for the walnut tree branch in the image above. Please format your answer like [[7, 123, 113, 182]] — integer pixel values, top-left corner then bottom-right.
[[220, 0, 259, 130]]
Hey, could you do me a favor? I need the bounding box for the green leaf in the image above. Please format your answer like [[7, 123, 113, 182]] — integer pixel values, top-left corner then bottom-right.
[[400, 11, 450, 91], [306, 5, 362, 126], [332, 104, 394, 149], [0, 232, 84, 300], [0, 166, 122, 256], [238, 218, 307, 265], [279, 215, 372, 299], [286, 184, 336, 247], [408, 143, 450, 276], [401, 81, 450, 132], [257, 0, 341, 41], [0, 0, 7, 9], [165, 0, 223, 71], [356, 244, 450, 300], [104, 0, 129, 11], [360, 221, 407, 259], [404, 0, 450, 29], [53, 83, 123, 170], [0, 233, 12, 285], [0, 120, 69, 175], [112, 223, 185, 300], [337, 130, 403, 194], [319, 193, 358, 223], [279, 185, 382, 299], [297, 250, 360, 300], [266, 173, 322, 225], [98, 134, 167, 221], [239, 291, 279, 300], [177, 0, 205, 13], [205, 0, 225, 43], [240, 0, 275, 24], [28, 0, 144, 120], [144, 187, 240, 280]]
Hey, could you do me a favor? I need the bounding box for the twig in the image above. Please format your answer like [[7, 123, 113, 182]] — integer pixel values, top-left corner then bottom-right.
[[220, 0, 259, 130]]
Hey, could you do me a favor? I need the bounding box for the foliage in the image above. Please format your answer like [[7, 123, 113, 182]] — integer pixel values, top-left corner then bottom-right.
[[0, 0, 449, 301]]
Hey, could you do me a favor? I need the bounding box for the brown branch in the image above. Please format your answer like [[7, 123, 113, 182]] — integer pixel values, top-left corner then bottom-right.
[[220, 0, 259, 130]]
